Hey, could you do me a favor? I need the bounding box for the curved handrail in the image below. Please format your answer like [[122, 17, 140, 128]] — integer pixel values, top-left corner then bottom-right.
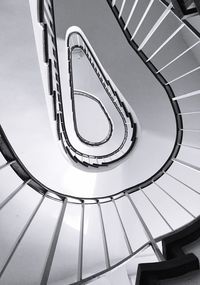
[[2, 1, 200, 284], [33, 0, 200, 199], [73, 90, 113, 146], [4, 1, 199, 284], [35, 0, 185, 194], [0, 124, 178, 202], [1, 125, 200, 285], [37, 1, 137, 168], [65, 30, 136, 157], [105, 0, 185, 192]]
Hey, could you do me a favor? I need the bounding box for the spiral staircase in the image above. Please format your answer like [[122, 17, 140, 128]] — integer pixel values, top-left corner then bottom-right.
[[1, 0, 200, 284]]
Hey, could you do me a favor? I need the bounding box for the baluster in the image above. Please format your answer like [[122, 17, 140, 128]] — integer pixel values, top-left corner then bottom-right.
[[173, 158, 200, 173], [112, 0, 117, 7], [147, 23, 184, 62], [141, 189, 173, 231], [178, 143, 200, 151], [125, 192, 164, 261], [0, 193, 47, 278], [166, 66, 200, 85], [165, 171, 200, 195], [112, 198, 133, 255], [0, 179, 31, 210], [131, 0, 155, 40], [97, 201, 110, 269], [153, 181, 196, 218], [77, 201, 85, 281], [0, 160, 15, 171], [172, 89, 200, 101], [124, 0, 139, 30], [157, 41, 200, 73], [40, 198, 68, 285], [119, 0, 127, 18], [138, 3, 173, 51]]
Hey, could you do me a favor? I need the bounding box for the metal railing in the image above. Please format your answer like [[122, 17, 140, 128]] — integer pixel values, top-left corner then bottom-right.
[[72, 90, 113, 147], [1, 124, 200, 284], [2, 0, 200, 284], [65, 29, 137, 164], [36, 0, 137, 168]]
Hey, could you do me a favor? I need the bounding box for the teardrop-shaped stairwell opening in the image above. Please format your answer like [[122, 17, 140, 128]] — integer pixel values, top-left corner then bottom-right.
[[61, 27, 137, 167], [73, 90, 112, 146], [26, 0, 180, 195]]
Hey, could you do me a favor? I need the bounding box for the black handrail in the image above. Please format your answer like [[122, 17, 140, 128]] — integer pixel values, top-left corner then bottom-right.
[[2, 1, 200, 284], [73, 90, 113, 146], [106, 0, 184, 195], [31, 0, 199, 197], [34, 0, 200, 197], [39, 0, 184, 188], [0, 124, 133, 203], [67, 33, 136, 152], [1, 124, 200, 284], [38, 0, 137, 168]]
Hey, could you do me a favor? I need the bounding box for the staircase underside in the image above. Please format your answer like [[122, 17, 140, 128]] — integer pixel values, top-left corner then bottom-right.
[[1, 0, 200, 284]]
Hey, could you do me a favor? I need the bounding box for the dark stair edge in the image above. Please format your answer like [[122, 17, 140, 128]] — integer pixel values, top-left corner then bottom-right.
[[171, 0, 200, 18], [136, 218, 200, 284], [135, 254, 199, 285], [163, 217, 200, 259]]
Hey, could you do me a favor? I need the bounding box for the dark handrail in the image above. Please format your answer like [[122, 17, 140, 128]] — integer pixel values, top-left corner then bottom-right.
[[1, 124, 200, 284], [35, 0, 200, 198], [40, 0, 183, 186], [106, 0, 184, 196], [38, 0, 137, 168], [73, 90, 113, 146], [0, 124, 132, 202], [32, 0, 200, 198], [67, 34, 136, 153], [2, 1, 200, 284]]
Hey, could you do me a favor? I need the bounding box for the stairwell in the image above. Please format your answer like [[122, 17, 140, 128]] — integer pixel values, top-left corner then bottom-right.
[[1, 0, 200, 284]]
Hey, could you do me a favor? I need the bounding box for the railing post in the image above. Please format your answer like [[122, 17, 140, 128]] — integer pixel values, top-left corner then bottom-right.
[[153, 180, 196, 218], [0, 193, 47, 278], [138, 3, 173, 51], [112, 0, 116, 7], [157, 41, 200, 73], [165, 171, 200, 195], [141, 189, 173, 231], [0, 160, 15, 171], [97, 201, 110, 269], [112, 198, 133, 255], [119, 0, 127, 19], [40, 198, 68, 285], [0, 179, 31, 210], [77, 201, 85, 281], [131, 0, 155, 40], [124, 0, 139, 30], [146, 23, 184, 62], [125, 192, 164, 261]]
